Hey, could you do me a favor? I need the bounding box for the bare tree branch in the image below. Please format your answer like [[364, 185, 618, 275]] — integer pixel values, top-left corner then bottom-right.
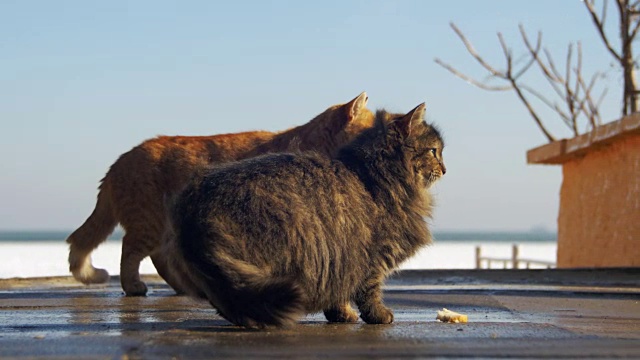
[[433, 58, 512, 91], [520, 25, 566, 100], [571, 42, 605, 130], [513, 32, 541, 79], [497, 32, 513, 75], [519, 24, 585, 133], [544, 49, 564, 83], [565, 45, 580, 134], [449, 23, 505, 77], [584, 0, 623, 61], [573, 43, 583, 122], [574, 73, 597, 129], [520, 84, 573, 127], [509, 82, 557, 141], [595, 88, 609, 125], [436, 19, 616, 142], [627, 17, 640, 46], [435, 23, 558, 141]]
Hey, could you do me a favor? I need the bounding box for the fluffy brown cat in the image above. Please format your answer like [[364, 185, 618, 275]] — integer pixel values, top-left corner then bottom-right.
[[166, 103, 446, 328], [66, 92, 374, 296]]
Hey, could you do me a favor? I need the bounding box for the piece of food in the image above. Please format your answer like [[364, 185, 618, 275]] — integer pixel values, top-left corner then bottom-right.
[[436, 308, 468, 323]]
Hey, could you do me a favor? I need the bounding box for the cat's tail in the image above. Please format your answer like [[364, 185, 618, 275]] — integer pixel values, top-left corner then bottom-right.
[[188, 249, 305, 329], [66, 181, 117, 284]]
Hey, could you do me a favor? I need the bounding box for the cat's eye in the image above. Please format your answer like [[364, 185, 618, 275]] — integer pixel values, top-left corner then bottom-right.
[[430, 148, 437, 156]]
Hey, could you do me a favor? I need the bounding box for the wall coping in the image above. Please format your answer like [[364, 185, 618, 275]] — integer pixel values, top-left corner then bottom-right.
[[527, 113, 640, 165]]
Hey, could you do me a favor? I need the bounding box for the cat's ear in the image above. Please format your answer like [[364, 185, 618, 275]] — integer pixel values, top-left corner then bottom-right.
[[345, 91, 368, 121], [395, 103, 426, 138]]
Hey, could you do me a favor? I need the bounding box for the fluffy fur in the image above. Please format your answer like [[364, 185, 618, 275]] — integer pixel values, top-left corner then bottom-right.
[[166, 103, 446, 328], [66, 92, 374, 296]]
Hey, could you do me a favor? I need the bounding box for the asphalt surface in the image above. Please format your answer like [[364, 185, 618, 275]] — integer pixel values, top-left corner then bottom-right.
[[1, 269, 639, 359]]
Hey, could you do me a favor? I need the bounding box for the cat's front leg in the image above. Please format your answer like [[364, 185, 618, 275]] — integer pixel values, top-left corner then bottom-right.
[[323, 302, 359, 323], [355, 274, 393, 324]]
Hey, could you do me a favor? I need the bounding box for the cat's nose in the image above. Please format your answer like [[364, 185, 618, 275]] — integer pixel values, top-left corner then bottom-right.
[[440, 163, 446, 175]]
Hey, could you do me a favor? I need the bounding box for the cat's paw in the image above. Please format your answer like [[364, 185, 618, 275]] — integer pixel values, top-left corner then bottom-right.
[[360, 305, 394, 324], [71, 263, 110, 284], [123, 280, 148, 297], [89, 268, 110, 284], [324, 305, 359, 323], [79, 268, 110, 284]]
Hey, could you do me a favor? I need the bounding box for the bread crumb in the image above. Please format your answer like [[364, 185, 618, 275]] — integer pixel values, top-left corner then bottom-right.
[[436, 308, 468, 323]]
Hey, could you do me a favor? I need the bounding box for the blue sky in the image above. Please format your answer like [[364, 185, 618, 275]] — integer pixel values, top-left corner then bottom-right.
[[0, 1, 625, 231]]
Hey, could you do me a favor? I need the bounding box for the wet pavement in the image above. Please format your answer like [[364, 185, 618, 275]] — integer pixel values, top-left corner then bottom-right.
[[1, 269, 639, 359]]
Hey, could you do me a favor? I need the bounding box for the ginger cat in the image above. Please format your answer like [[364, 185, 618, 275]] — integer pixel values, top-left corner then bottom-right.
[[67, 92, 374, 296]]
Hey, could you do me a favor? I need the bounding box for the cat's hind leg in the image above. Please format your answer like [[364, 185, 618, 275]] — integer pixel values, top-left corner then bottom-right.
[[323, 303, 359, 323], [151, 253, 187, 295], [116, 190, 167, 296], [119, 220, 164, 296], [119, 233, 150, 296]]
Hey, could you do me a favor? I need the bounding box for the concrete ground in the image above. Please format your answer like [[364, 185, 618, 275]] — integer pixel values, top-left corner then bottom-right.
[[1, 269, 639, 359]]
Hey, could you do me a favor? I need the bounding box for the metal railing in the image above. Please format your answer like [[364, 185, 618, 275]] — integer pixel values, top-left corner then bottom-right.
[[475, 244, 556, 269]]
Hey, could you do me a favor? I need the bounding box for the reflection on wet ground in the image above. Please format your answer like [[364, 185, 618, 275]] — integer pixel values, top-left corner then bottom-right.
[[1, 270, 639, 358]]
